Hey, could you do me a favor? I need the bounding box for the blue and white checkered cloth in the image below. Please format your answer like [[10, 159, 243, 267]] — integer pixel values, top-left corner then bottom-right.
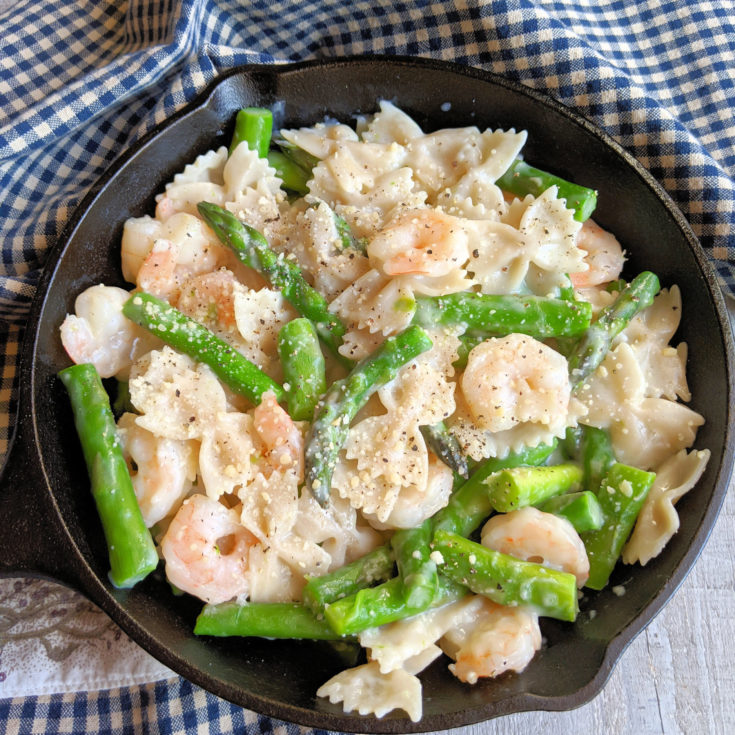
[[1, 0, 734, 732]]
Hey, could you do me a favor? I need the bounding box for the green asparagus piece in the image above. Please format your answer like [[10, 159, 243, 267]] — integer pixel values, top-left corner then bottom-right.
[[302, 545, 395, 613], [412, 292, 592, 339], [496, 158, 598, 222], [277, 318, 326, 421], [197, 202, 351, 368], [580, 425, 616, 494], [58, 364, 158, 589], [433, 530, 579, 622], [567, 271, 660, 387], [122, 292, 284, 405], [486, 463, 583, 513], [324, 574, 467, 636], [391, 519, 438, 609], [307, 201, 368, 253], [432, 442, 557, 538], [304, 326, 432, 505], [112, 379, 134, 418], [332, 209, 368, 253], [537, 491, 605, 533], [452, 331, 484, 370], [582, 462, 655, 590], [274, 138, 321, 172], [419, 422, 469, 478], [266, 150, 310, 195], [229, 107, 273, 158], [194, 601, 347, 639], [561, 426, 583, 459]]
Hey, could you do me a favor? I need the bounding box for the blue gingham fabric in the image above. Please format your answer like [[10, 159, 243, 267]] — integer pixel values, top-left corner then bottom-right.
[[1, 0, 734, 731]]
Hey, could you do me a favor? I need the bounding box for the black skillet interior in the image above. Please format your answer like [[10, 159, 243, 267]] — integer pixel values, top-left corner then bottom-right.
[[5, 57, 734, 732]]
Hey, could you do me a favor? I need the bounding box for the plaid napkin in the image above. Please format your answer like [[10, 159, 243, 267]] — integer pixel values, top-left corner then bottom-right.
[[1, 0, 734, 731]]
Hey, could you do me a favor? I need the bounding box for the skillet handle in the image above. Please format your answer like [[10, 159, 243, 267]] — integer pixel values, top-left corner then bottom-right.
[[0, 407, 83, 590]]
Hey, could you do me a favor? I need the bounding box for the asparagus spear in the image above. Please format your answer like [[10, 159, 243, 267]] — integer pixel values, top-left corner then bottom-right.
[[567, 271, 660, 387], [304, 325, 433, 505], [331, 207, 368, 253], [323, 574, 467, 636], [195, 601, 348, 639], [277, 318, 326, 421], [580, 425, 616, 494], [302, 545, 396, 613], [197, 202, 351, 368], [537, 491, 605, 533], [58, 364, 158, 589], [229, 107, 273, 158], [419, 421, 469, 478], [122, 292, 284, 405], [432, 529, 579, 621], [112, 379, 134, 418], [432, 442, 557, 538], [266, 150, 310, 195], [391, 519, 438, 610], [485, 463, 583, 513], [496, 158, 598, 222], [412, 292, 592, 339], [582, 462, 655, 590]]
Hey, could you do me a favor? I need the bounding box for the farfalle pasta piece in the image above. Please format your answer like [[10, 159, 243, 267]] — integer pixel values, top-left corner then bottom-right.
[[129, 346, 227, 440], [238, 468, 300, 545], [157, 147, 229, 216], [317, 661, 423, 722], [198, 411, 257, 500], [622, 448, 710, 566], [246, 544, 302, 603], [279, 120, 359, 159], [330, 268, 417, 336], [360, 100, 424, 145], [232, 286, 296, 377], [276, 199, 371, 301], [466, 188, 585, 296], [360, 595, 485, 674], [580, 341, 704, 470], [404, 127, 526, 204], [291, 492, 384, 571], [309, 140, 423, 233], [334, 344, 458, 525], [613, 286, 691, 401]]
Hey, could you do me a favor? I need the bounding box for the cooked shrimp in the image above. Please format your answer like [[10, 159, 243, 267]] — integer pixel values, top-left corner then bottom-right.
[[160, 493, 257, 604], [137, 239, 180, 300], [155, 195, 177, 221], [481, 506, 589, 586], [252, 390, 304, 480], [176, 269, 240, 331], [461, 333, 570, 434], [121, 211, 222, 287], [117, 413, 198, 528], [441, 596, 542, 684], [368, 208, 470, 277], [569, 218, 625, 288], [59, 284, 156, 379]]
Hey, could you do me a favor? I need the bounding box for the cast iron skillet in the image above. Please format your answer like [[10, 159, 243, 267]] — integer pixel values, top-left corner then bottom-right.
[[0, 57, 732, 732]]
